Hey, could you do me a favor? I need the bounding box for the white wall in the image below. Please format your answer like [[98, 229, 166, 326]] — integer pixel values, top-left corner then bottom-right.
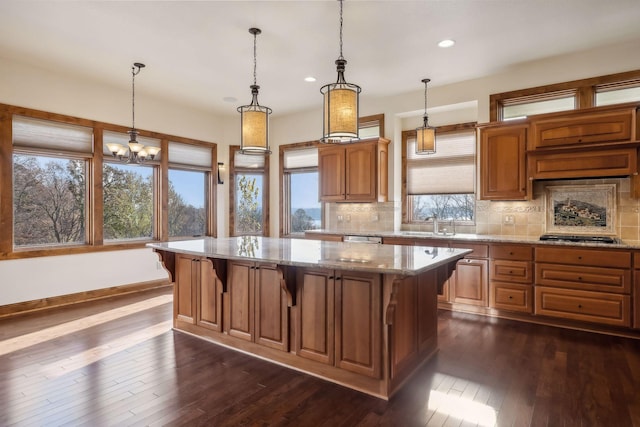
[[1, 39, 640, 305]]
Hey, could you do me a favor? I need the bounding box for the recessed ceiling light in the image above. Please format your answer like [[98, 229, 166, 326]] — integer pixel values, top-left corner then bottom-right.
[[223, 96, 237, 103], [304, 76, 316, 82], [438, 39, 455, 48]]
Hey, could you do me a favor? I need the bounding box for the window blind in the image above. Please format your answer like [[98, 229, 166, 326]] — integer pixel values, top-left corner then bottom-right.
[[235, 151, 265, 169], [283, 147, 318, 169], [13, 115, 93, 154], [168, 141, 212, 168], [103, 130, 162, 159], [407, 130, 476, 195]]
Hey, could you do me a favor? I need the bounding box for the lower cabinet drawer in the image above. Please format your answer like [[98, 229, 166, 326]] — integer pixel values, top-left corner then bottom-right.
[[489, 282, 532, 313], [534, 286, 631, 327], [490, 260, 532, 283], [536, 263, 630, 293]]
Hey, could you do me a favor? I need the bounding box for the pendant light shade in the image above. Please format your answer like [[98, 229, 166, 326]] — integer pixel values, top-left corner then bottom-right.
[[238, 28, 271, 155], [416, 78, 436, 154], [320, 0, 361, 144]]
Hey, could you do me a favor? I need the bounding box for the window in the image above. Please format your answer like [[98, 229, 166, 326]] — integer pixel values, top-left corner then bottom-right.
[[595, 80, 640, 106], [168, 141, 212, 238], [403, 127, 476, 224], [281, 146, 321, 236], [12, 115, 92, 248], [230, 146, 269, 236], [102, 130, 159, 242], [502, 91, 576, 120]]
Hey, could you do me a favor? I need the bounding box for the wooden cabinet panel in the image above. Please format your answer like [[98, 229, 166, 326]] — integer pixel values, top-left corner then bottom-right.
[[634, 270, 640, 330], [451, 259, 488, 306], [479, 124, 528, 200], [296, 268, 335, 365], [335, 271, 381, 378], [536, 263, 631, 294], [449, 242, 489, 258], [382, 236, 415, 245], [527, 147, 636, 180], [254, 264, 288, 351], [197, 259, 223, 332], [490, 260, 533, 284], [305, 232, 343, 242], [535, 286, 630, 327], [531, 108, 634, 150], [318, 138, 390, 202], [318, 145, 345, 201], [226, 260, 254, 341], [175, 254, 196, 324], [387, 275, 418, 380], [536, 247, 631, 269], [345, 143, 377, 201], [490, 282, 532, 313], [490, 244, 533, 261]]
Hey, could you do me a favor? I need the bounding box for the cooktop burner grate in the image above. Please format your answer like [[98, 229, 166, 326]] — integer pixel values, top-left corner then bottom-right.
[[539, 234, 617, 244]]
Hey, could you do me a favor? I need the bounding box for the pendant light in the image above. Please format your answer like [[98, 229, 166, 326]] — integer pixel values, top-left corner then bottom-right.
[[238, 28, 272, 155], [105, 63, 160, 163], [415, 78, 436, 154], [320, 0, 361, 144]]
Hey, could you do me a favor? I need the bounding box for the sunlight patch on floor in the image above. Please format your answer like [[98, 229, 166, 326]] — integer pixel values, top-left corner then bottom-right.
[[39, 319, 173, 378], [428, 390, 497, 426], [0, 294, 172, 356]]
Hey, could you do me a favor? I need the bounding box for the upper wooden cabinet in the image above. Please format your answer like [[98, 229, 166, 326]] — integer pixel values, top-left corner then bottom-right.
[[530, 106, 636, 150], [318, 137, 389, 202], [479, 123, 528, 200]]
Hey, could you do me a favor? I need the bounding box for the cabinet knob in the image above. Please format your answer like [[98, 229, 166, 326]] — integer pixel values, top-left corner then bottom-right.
[[578, 304, 583, 309], [578, 276, 582, 281], [509, 252, 514, 256], [509, 270, 513, 274], [508, 296, 513, 300], [578, 256, 582, 260]]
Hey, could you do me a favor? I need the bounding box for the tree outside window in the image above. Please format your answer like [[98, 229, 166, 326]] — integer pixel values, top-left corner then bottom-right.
[[235, 174, 263, 235]]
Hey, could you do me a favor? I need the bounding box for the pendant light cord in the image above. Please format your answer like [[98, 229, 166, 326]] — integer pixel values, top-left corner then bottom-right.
[[132, 65, 136, 130], [423, 78, 430, 125], [338, 0, 344, 60], [253, 31, 258, 86]]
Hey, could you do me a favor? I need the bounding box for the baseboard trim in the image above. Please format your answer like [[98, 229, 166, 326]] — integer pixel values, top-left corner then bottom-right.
[[0, 279, 172, 319]]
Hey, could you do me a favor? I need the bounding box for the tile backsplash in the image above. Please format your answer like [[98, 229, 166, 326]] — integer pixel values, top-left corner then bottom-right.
[[324, 177, 640, 240]]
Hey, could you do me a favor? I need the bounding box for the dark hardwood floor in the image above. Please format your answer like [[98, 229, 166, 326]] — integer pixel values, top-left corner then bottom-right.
[[1, 286, 639, 427]]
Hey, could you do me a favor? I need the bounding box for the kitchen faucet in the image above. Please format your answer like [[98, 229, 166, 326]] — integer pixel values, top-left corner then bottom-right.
[[427, 214, 439, 234]]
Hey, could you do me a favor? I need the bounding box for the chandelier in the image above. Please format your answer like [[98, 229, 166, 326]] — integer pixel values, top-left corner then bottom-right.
[[415, 78, 436, 154], [320, 0, 361, 144], [238, 28, 272, 155], [105, 63, 160, 163]]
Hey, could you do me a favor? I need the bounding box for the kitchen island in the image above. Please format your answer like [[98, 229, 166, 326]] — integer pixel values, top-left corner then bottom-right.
[[149, 237, 470, 399]]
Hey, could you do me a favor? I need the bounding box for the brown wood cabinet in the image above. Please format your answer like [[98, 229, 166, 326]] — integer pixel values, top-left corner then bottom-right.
[[450, 258, 488, 306], [305, 232, 343, 242], [318, 137, 389, 202], [530, 106, 636, 150], [489, 244, 534, 313], [527, 147, 637, 180], [175, 254, 223, 331], [174, 254, 198, 325], [226, 260, 289, 351], [296, 267, 381, 378], [479, 123, 528, 200], [534, 246, 632, 327]]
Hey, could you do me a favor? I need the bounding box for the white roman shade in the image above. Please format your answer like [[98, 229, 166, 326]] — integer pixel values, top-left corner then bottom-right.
[[283, 148, 318, 169], [168, 141, 212, 169], [235, 150, 265, 169], [407, 130, 475, 195], [103, 130, 161, 159], [13, 115, 93, 154]]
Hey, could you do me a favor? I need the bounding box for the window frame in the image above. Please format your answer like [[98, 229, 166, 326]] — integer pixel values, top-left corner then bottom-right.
[[490, 69, 640, 121], [229, 145, 270, 237], [279, 141, 322, 238], [0, 103, 217, 259], [401, 122, 477, 225]]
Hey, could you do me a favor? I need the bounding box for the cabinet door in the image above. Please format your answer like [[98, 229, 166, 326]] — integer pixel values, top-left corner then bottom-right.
[[479, 125, 528, 200], [318, 145, 345, 201], [296, 268, 335, 365], [451, 258, 488, 306], [345, 143, 377, 201], [254, 264, 288, 351], [527, 147, 636, 180], [175, 254, 197, 324], [225, 260, 254, 341], [335, 271, 381, 378], [197, 259, 223, 332]]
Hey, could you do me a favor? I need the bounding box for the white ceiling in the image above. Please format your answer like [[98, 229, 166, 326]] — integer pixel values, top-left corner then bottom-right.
[[1, 0, 640, 117]]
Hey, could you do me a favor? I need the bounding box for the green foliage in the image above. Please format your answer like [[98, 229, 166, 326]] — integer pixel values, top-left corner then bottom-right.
[[236, 175, 262, 235], [103, 165, 153, 240], [291, 208, 316, 233], [168, 181, 205, 237]]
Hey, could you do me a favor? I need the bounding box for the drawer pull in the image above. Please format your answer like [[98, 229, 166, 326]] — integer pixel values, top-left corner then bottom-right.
[[509, 252, 514, 255], [508, 296, 513, 300], [578, 256, 582, 260], [578, 304, 583, 309], [509, 270, 513, 274], [578, 276, 582, 281]]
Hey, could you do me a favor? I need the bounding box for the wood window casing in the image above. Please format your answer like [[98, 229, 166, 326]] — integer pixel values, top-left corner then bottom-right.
[[0, 103, 217, 260]]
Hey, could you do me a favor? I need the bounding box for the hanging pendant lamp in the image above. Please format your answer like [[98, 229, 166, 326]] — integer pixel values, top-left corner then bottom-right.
[[105, 63, 160, 163], [415, 78, 436, 154], [320, 0, 361, 144], [238, 27, 272, 155]]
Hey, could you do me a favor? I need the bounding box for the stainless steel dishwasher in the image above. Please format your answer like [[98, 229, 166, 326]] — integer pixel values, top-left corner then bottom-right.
[[343, 235, 383, 244]]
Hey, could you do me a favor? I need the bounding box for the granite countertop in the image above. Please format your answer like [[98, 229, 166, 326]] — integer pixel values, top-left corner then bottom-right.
[[305, 229, 640, 249], [147, 236, 471, 276]]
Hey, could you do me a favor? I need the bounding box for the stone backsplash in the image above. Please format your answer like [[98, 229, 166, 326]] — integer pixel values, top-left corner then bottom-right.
[[324, 177, 640, 240]]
